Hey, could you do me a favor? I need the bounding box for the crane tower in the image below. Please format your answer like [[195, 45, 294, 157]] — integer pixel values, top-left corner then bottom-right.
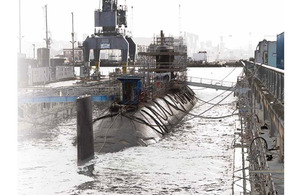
[[81, 0, 136, 78]]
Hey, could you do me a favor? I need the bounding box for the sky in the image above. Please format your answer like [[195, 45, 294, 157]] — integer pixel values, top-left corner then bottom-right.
[[18, 0, 286, 51]]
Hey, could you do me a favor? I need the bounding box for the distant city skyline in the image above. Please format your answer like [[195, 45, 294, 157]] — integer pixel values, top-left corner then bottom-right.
[[18, 0, 284, 60], [20, 33, 256, 62]]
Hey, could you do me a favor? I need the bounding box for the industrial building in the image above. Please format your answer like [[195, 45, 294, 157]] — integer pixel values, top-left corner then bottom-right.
[[254, 32, 284, 70], [276, 32, 284, 70], [193, 51, 207, 62], [63, 48, 84, 64], [18, 47, 75, 87], [254, 39, 276, 67]]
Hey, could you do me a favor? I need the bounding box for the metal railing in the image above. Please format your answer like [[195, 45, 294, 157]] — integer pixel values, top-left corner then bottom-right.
[[188, 76, 236, 87], [242, 61, 284, 103]]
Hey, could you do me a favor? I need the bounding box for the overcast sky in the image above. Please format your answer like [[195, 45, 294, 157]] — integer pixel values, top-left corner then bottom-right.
[[19, 0, 286, 50]]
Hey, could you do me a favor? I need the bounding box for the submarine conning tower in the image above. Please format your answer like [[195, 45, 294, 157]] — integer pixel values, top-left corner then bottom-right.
[[138, 30, 188, 96], [81, 0, 136, 78], [155, 30, 175, 73]]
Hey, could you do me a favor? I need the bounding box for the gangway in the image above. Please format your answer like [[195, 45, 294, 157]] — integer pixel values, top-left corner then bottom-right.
[[186, 76, 236, 91]]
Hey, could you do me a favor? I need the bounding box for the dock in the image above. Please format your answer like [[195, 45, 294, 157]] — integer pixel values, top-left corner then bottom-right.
[[232, 60, 284, 194]]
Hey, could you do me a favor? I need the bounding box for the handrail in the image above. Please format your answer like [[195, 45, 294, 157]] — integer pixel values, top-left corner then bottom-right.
[[187, 76, 236, 87], [242, 61, 284, 103]]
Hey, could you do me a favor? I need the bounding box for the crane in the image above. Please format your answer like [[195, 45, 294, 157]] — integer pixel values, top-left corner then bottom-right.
[[81, 0, 136, 78]]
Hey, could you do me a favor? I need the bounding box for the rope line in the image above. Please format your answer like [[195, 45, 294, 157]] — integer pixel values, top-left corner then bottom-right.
[[97, 113, 121, 153]]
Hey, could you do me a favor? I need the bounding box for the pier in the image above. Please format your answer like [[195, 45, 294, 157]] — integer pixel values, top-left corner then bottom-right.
[[232, 61, 284, 194]]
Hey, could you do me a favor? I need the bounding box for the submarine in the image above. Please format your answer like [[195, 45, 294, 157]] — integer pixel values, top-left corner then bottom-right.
[[93, 31, 196, 153], [77, 31, 196, 164], [76, 0, 197, 164]]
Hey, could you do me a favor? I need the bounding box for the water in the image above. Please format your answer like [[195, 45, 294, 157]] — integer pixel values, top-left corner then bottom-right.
[[18, 67, 243, 195]]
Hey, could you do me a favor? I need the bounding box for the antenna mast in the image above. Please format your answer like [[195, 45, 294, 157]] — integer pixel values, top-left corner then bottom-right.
[[44, 5, 51, 49], [179, 4, 182, 37], [19, 0, 22, 53], [131, 6, 133, 36], [71, 12, 76, 66]]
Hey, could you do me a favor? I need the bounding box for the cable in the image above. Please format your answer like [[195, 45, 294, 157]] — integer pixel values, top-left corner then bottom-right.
[[144, 105, 168, 120], [122, 113, 165, 136], [174, 92, 188, 104], [219, 67, 237, 81], [249, 137, 268, 153], [93, 85, 197, 138], [195, 96, 236, 106], [196, 84, 235, 106], [93, 113, 119, 123], [141, 109, 168, 134], [188, 106, 238, 120], [192, 90, 235, 112], [153, 99, 173, 116], [161, 96, 186, 113], [183, 90, 235, 123], [167, 94, 187, 111], [189, 113, 239, 120], [97, 113, 121, 153]]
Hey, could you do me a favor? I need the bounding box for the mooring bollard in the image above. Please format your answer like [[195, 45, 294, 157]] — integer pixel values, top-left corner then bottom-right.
[[77, 95, 94, 165]]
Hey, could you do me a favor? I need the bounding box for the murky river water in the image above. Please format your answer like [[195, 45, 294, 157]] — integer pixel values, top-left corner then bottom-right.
[[18, 67, 242, 194]]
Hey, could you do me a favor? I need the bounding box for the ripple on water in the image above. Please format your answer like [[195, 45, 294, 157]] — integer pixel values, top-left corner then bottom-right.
[[18, 68, 242, 195]]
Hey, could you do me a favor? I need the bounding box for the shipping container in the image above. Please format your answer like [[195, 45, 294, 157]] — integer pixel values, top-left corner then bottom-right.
[[276, 32, 284, 70], [267, 41, 277, 68]]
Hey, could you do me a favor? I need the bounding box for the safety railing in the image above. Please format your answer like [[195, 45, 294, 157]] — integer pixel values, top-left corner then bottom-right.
[[242, 61, 284, 103], [187, 76, 236, 88]]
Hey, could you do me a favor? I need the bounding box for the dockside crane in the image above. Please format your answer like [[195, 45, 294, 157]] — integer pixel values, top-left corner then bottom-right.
[[81, 0, 136, 79]]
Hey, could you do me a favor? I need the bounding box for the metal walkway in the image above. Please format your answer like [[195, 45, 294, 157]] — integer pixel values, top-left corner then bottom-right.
[[186, 77, 236, 91], [18, 80, 118, 104]]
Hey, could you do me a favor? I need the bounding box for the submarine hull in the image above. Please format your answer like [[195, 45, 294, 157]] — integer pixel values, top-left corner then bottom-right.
[[93, 88, 197, 153]]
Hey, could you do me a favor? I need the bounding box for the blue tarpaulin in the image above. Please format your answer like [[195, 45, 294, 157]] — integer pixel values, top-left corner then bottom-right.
[[18, 95, 114, 103]]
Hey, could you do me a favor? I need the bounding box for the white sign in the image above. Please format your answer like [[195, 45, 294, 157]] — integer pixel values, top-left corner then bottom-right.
[[101, 43, 110, 49]]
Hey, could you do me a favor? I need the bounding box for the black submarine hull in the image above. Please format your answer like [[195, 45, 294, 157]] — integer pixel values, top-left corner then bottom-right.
[[93, 87, 197, 153]]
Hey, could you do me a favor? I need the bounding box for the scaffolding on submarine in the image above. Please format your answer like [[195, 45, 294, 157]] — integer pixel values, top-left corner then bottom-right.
[[133, 30, 188, 101]]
